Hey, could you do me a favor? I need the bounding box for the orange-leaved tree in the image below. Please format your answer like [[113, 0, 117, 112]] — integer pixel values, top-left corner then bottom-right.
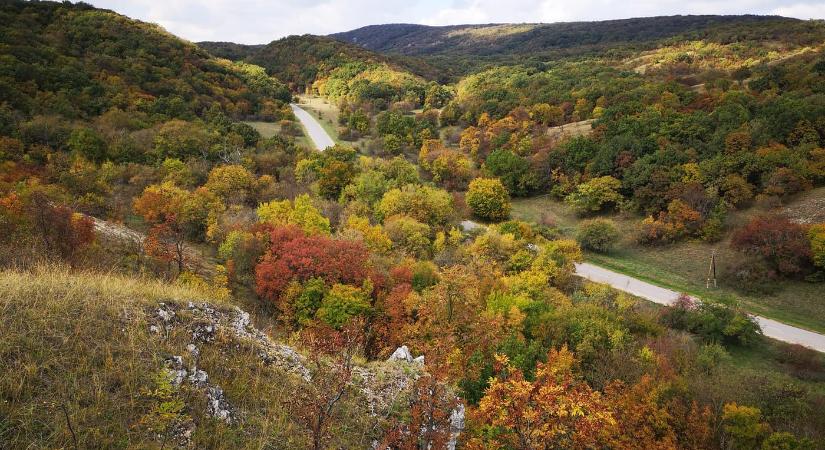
[[467, 347, 616, 450]]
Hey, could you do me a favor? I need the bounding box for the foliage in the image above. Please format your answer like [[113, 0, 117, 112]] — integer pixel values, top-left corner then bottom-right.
[[468, 348, 615, 449], [807, 223, 825, 270], [466, 177, 511, 222], [565, 176, 622, 214], [377, 184, 453, 227], [384, 215, 432, 259], [257, 194, 330, 235], [254, 226, 369, 306], [660, 296, 762, 347], [576, 218, 620, 253], [317, 283, 372, 329], [731, 215, 813, 277]]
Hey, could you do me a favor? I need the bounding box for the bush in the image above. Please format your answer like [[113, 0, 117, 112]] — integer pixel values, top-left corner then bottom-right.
[[660, 295, 761, 347], [774, 343, 825, 381], [466, 177, 511, 222], [731, 215, 813, 278], [725, 258, 778, 295], [576, 219, 620, 253], [564, 176, 622, 214]]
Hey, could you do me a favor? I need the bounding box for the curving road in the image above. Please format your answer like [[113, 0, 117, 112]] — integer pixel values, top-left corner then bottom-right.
[[291, 108, 825, 354], [290, 103, 335, 151], [575, 262, 825, 353]]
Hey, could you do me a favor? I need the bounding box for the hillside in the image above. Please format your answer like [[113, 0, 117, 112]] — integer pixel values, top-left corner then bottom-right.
[[200, 35, 448, 90], [331, 15, 825, 75], [331, 16, 806, 57], [0, 266, 451, 447], [0, 1, 290, 121], [3, 1, 825, 448]]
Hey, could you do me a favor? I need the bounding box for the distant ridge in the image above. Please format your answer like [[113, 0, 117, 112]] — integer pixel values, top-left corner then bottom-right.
[[330, 15, 798, 57]]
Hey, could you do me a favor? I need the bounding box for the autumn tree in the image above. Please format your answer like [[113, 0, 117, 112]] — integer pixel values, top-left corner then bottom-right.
[[204, 164, 256, 205], [294, 321, 364, 450], [468, 348, 615, 450], [721, 403, 771, 450], [565, 176, 623, 214], [809, 223, 825, 270], [257, 194, 330, 235], [384, 215, 432, 259], [379, 372, 459, 449], [576, 218, 619, 253], [144, 214, 189, 275], [466, 177, 511, 222], [254, 226, 369, 306], [377, 184, 454, 227], [731, 215, 813, 277], [26, 193, 95, 263]]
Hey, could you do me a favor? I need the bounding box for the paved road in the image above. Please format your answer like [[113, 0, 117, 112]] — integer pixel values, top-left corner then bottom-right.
[[284, 112, 825, 354], [575, 262, 825, 353], [290, 103, 335, 151]]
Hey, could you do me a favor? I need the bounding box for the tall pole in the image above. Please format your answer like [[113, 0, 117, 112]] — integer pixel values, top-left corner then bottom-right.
[[707, 249, 717, 289]]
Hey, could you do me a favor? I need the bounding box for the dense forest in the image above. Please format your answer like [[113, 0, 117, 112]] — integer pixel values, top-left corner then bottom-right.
[[2, 1, 825, 448]]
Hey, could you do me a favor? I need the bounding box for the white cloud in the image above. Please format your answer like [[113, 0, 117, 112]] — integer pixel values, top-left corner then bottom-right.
[[85, 0, 825, 44], [772, 3, 825, 19]]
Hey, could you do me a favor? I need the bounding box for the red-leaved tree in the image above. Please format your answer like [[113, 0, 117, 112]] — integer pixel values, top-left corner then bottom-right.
[[255, 225, 369, 304], [731, 215, 812, 277]]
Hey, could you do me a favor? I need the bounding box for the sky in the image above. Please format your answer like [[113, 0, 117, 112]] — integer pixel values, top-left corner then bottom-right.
[[86, 0, 825, 44]]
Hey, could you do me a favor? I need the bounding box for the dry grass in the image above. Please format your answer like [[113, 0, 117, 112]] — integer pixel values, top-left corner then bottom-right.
[[0, 266, 374, 448]]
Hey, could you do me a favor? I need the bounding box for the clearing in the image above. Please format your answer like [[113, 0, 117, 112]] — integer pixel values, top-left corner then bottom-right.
[[512, 189, 825, 334]]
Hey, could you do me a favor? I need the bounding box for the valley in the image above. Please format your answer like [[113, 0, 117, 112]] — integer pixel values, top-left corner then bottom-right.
[[2, 1, 825, 448]]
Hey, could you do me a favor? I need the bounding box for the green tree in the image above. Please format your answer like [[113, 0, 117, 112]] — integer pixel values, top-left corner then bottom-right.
[[565, 176, 623, 214], [67, 128, 107, 162], [576, 218, 620, 253], [809, 223, 825, 270], [257, 194, 330, 235], [384, 215, 432, 259], [722, 403, 770, 450], [316, 283, 372, 329], [377, 184, 453, 227]]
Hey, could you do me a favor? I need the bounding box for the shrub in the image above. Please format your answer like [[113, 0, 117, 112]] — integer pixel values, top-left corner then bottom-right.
[[809, 223, 825, 270], [725, 258, 778, 294], [731, 215, 813, 277], [466, 177, 511, 222], [316, 283, 372, 329], [564, 176, 622, 214], [411, 261, 439, 292], [660, 296, 761, 347], [254, 226, 369, 304], [576, 218, 620, 253], [384, 215, 432, 259]]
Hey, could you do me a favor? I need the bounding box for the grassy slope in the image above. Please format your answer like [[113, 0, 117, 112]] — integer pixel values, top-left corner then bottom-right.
[[0, 266, 372, 448], [512, 189, 825, 334]]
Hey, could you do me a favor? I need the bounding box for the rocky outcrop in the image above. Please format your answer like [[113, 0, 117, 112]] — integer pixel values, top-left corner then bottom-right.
[[147, 302, 464, 447]]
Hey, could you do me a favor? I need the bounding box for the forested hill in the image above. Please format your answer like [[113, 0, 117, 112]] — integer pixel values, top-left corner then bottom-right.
[[0, 0, 290, 121], [330, 15, 809, 58], [199, 35, 449, 90]]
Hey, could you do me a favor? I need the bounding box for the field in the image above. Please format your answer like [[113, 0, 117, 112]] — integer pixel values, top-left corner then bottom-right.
[[243, 120, 313, 149], [512, 189, 825, 334]]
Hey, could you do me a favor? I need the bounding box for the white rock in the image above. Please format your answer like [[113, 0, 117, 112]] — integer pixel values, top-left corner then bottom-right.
[[413, 355, 425, 365], [388, 345, 414, 363], [188, 369, 208, 386], [448, 403, 466, 450]]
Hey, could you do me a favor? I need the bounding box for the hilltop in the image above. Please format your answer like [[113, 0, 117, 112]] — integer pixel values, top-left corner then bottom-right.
[[331, 15, 806, 57]]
